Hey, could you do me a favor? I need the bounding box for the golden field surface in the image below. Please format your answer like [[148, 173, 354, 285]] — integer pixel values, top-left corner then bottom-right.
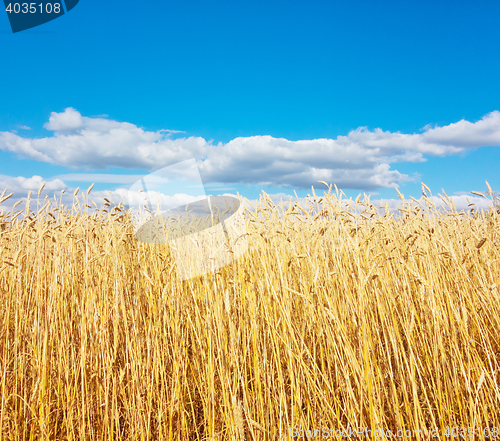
[[0, 184, 499, 440]]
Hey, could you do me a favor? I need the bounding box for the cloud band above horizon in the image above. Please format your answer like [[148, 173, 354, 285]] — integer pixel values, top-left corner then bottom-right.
[[1, 107, 500, 190]]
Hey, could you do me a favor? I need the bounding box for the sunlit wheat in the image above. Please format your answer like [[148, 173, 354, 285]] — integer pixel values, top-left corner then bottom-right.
[[0, 182, 499, 439]]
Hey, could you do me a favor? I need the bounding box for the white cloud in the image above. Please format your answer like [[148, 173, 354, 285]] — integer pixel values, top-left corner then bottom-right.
[[0, 175, 68, 213], [159, 129, 185, 134], [0, 108, 207, 170], [18, 125, 31, 130], [0, 174, 67, 193], [54, 173, 147, 184], [44, 107, 84, 132], [1, 109, 500, 190]]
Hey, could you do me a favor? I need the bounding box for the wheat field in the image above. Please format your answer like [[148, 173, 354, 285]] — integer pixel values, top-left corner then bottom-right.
[[0, 183, 499, 440]]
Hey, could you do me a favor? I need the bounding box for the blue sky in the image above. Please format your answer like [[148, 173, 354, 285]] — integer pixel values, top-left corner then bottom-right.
[[1, 0, 500, 212]]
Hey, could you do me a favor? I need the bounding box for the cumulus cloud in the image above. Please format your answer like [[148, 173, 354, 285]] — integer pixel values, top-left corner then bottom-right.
[[0, 175, 68, 213], [0, 108, 207, 170], [44, 107, 84, 132], [0, 174, 67, 193], [1, 108, 500, 190], [54, 173, 147, 184]]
